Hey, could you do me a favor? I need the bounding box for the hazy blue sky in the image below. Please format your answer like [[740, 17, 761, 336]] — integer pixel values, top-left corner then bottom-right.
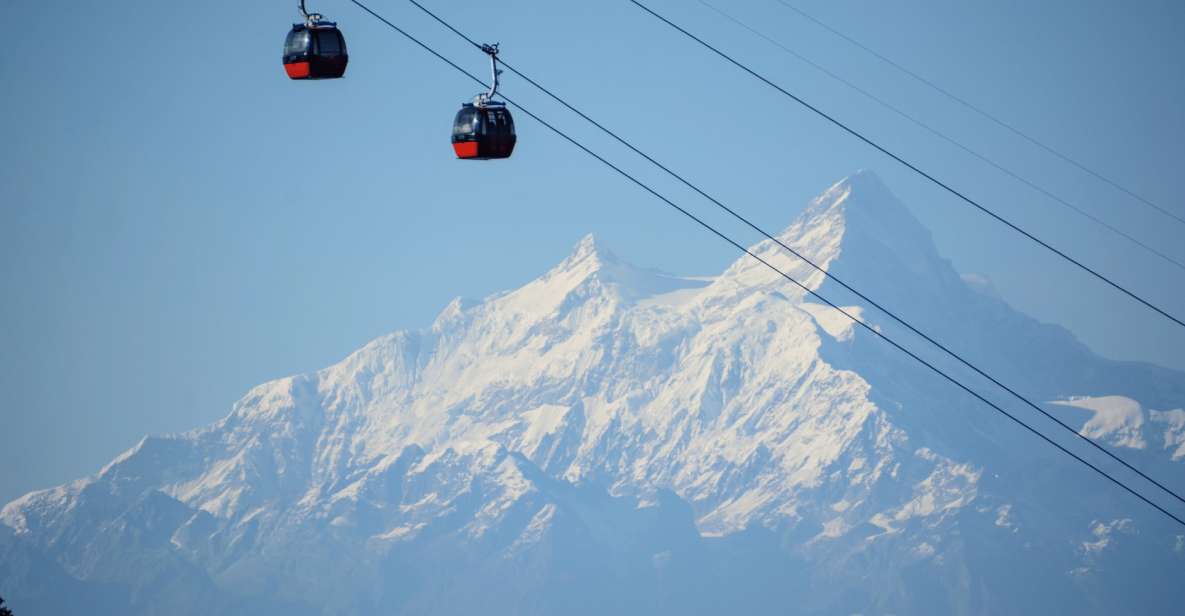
[[2, 0, 1183, 503]]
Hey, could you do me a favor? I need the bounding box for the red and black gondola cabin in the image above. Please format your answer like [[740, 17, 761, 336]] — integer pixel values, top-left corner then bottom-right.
[[283, 21, 348, 80], [451, 103, 516, 160]]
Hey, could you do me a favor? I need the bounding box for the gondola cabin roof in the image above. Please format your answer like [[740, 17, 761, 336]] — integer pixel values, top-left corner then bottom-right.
[[291, 19, 339, 30]]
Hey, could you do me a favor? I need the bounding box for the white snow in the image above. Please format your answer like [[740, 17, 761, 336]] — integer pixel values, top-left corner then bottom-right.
[[1081, 518, 1134, 556], [994, 504, 1015, 530], [1150, 408, 1185, 461], [799, 302, 864, 342], [1052, 396, 1147, 449], [5, 170, 1183, 611]]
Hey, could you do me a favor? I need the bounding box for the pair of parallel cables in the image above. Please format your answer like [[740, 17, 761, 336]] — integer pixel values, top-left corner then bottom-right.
[[701, 0, 1185, 274], [344, 0, 1185, 527], [769, 0, 1185, 230]]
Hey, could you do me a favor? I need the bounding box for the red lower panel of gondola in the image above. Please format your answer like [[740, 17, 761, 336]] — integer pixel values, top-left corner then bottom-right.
[[284, 62, 311, 79], [453, 142, 479, 158]]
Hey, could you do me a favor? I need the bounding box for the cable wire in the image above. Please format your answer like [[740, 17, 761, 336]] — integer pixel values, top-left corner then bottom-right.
[[346, 0, 1185, 528], [772, 0, 1185, 229], [629, 0, 1185, 332], [698, 0, 1185, 274], [395, 0, 1185, 512]]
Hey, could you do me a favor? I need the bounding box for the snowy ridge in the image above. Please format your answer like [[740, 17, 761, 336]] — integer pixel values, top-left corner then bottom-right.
[[4, 171, 1185, 615]]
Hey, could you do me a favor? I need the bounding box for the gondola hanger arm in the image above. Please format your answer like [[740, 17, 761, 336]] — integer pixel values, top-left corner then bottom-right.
[[478, 43, 502, 105], [298, 0, 322, 25]]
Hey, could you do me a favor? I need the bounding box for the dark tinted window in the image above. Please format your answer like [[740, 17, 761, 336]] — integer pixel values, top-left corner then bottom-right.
[[487, 109, 514, 136], [453, 108, 478, 136], [285, 29, 311, 56], [315, 29, 343, 55]]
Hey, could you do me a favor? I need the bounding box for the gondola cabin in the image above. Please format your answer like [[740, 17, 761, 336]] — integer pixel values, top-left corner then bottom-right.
[[452, 103, 516, 160], [283, 21, 348, 80]]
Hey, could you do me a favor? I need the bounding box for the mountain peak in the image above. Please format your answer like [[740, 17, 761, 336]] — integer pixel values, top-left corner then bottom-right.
[[813, 171, 956, 295], [801, 169, 913, 230], [787, 170, 939, 273], [489, 233, 707, 320], [714, 170, 946, 300], [557, 233, 617, 271], [841, 167, 888, 190], [527, 233, 620, 301], [571, 232, 601, 257]]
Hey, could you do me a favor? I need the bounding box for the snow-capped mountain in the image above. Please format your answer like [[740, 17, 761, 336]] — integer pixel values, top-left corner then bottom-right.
[[3, 171, 1183, 615]]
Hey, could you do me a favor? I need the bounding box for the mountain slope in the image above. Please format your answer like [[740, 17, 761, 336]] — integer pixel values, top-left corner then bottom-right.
[[3, 171, 1183, 615]]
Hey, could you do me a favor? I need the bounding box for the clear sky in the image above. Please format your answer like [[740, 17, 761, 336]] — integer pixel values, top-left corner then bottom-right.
[[2, 0, 1183, 504]]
